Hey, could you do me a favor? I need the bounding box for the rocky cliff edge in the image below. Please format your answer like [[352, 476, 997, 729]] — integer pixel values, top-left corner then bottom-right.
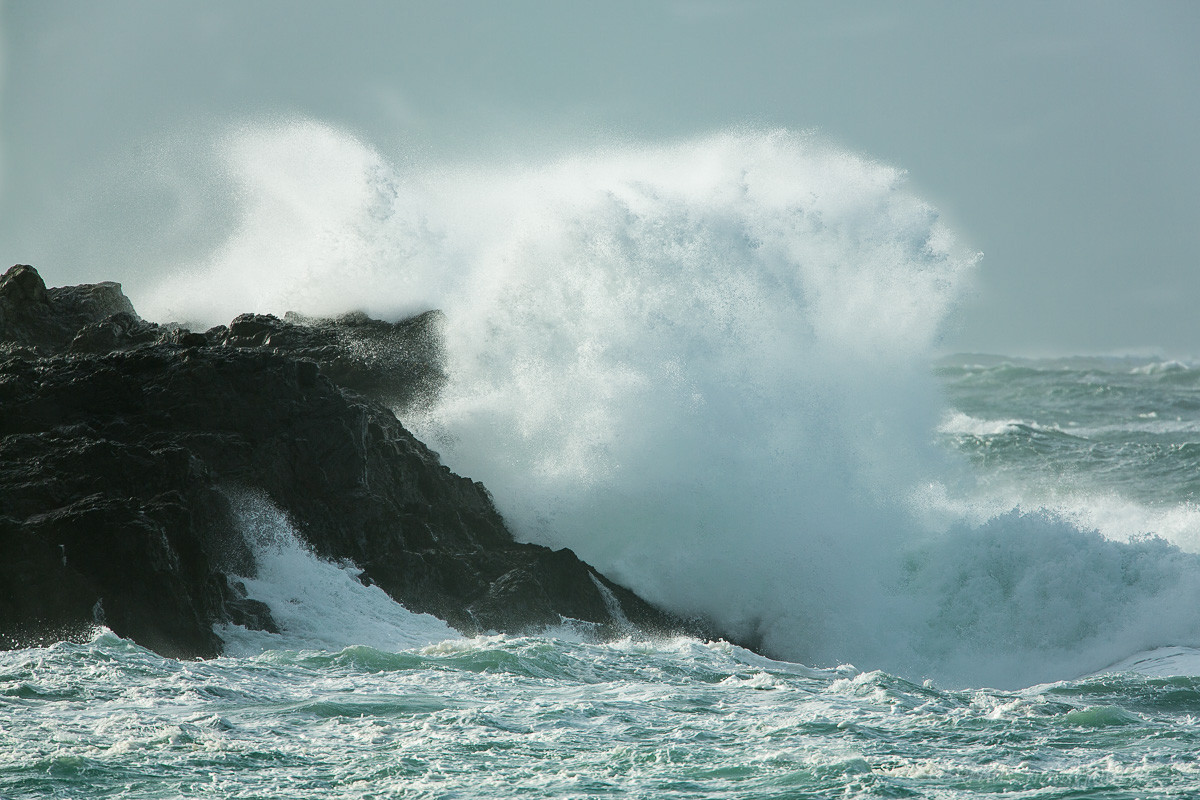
[[0, 264, 697, 657]]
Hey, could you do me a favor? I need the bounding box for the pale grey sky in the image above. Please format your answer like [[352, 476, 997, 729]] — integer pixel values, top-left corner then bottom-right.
[[1, 0, 1197, 355]]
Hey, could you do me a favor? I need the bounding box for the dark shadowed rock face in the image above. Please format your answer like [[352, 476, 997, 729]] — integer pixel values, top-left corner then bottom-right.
[[0, 265, 694, 658], [0, 264, 136, 354]]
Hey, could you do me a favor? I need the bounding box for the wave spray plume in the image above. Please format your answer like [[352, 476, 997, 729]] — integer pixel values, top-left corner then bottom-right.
[[144, 121, 1200, 687]]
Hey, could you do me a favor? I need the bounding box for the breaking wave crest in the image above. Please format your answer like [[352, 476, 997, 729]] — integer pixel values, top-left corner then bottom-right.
[[142, 120, 1200, 687]]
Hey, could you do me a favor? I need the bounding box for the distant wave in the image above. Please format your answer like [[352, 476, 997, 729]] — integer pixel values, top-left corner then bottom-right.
[[938, 410, 1200, 440], [937, 411, 1084, 440], [1130, 360, 1193, 375]]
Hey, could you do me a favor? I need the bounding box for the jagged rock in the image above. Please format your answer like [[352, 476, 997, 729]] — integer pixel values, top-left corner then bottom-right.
[[0, 264, 138, 354], [0, 265, 693, 657], [208, 309, 446, 412], [69, 311, 168, 353]]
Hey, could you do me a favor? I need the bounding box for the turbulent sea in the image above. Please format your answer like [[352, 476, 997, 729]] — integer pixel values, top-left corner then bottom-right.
[[7, 126, 1200, 797]]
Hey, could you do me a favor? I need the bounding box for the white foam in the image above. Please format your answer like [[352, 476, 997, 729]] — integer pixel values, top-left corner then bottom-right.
[[937, 411, 1034, 437], [1130, 360, 1192, 375], [214, 489, 459, 656], [938, 410, 1200, 441], [914, 468, 1200, 555]]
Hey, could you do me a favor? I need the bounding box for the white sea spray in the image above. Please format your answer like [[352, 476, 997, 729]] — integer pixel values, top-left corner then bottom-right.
[[139, 121, 1200, 689], [214, 488, 459, 656]]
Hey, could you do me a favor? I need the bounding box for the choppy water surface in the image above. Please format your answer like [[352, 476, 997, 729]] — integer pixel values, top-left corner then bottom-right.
[[937, 356, 1200, 542], [6, 632, 1200, 800]]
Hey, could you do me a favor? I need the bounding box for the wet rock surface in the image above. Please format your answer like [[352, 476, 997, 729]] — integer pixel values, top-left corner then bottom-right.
[[0, 265, 693, 657]]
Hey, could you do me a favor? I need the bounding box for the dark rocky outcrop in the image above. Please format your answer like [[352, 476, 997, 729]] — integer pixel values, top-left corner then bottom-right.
[[0, 264, 138, 353], [0, 265, 693, 657], [206, 309, 446, 412]]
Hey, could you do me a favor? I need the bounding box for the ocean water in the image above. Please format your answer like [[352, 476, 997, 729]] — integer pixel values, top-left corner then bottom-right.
[[8, 630, 1200, 799], [7, 124, 1200, 796]]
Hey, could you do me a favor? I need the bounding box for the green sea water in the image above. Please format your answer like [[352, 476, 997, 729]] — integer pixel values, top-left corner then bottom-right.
[[5, 631, 1200, 799], [936, 356, 1200, 536]]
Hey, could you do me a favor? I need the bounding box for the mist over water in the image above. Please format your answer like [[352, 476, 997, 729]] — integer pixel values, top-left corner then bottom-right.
[[143, 120, 1200, 688]]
